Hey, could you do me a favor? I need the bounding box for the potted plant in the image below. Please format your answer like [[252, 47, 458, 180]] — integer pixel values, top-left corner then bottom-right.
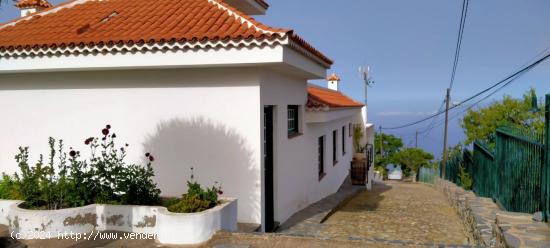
[[352, 124, 366, 160]]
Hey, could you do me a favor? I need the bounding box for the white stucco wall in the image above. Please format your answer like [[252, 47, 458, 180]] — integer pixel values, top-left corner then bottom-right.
[[0, 68, 262, 224], [260, 71, 359, 225]]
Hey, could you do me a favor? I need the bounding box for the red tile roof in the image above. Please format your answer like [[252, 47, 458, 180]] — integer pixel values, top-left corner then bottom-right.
[[327, 73, 340, 81], [15, 0, 52, 9], [0, 0, 332, 65], [307, 85, 364, 110]]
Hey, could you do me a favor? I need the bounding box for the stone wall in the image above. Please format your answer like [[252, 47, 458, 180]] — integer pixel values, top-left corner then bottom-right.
[[433, 179, 550, 248], [434, 179, 497, 247]]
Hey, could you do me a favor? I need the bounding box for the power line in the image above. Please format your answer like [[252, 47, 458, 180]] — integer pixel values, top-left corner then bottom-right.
[[414, 0, 469, 140], [381, 51, 550, 130], [449, 0, 469, 90], [402, 44, 550, 137]]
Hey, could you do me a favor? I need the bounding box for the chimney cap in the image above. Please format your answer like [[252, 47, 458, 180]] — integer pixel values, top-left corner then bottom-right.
[[327, 73, 340, 81], [15, 0, 52, 9]]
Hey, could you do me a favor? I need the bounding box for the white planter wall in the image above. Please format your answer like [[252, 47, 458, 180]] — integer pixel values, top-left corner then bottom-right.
[[0, 198, 237, 245]]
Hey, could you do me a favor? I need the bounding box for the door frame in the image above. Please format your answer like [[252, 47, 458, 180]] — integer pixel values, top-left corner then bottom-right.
[[263, 105, 275, 232]]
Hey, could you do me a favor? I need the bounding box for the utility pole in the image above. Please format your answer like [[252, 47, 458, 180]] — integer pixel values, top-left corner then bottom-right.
[[379, 126, 383, 158], [441, 88, 451, 178], [415, 130, 419, 148]]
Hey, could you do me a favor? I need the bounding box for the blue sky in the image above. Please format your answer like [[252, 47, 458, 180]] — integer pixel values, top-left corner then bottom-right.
[[1, 0, 549, 158]]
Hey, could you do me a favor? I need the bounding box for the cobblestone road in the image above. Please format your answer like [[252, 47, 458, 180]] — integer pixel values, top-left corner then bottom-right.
[[319, 181, 470, 246]]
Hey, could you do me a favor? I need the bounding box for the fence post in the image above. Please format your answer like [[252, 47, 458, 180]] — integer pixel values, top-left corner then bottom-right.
[[544, 94, 550, 221]]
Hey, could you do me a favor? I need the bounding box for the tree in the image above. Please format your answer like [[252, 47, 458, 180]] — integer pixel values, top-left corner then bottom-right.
[[391, 148, 434, 180], [374, 133, 403, 165], [461, 89, 544, 148], [374, 133, 403, 177]]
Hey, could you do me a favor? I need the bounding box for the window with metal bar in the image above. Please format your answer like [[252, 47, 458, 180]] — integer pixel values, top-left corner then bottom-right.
[[287, 105, 300, 137], [342, 126, 346, 155], [318, 136, 325, 180], [333, 129, 337, 165]]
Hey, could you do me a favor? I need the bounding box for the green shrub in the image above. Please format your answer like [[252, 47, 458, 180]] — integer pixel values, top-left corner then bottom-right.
[[0, 174, 22, 200], [166, 168, 222, 213], [168, 195, 214, 213], [11, 125, 161, 209], [459, 165, 473, 190]]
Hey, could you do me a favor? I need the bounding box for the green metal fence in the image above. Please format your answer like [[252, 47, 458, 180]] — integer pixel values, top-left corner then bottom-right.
[[444, 153, 461, 185], [418, 166, 438, 184], [495, 126, 544, 213], [543, 94, 549, 222], [443, 94, 550, 221], [472, 142, 496, 199]]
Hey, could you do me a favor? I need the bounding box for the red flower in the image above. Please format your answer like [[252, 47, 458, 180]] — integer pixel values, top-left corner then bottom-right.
[[106, 124, 111, 129], [69, 150, 77, 157], [102, 128, 109, 136], [218, 190, 223, 195], [148, 155, 155, 162], [84, 137, 93, 145]]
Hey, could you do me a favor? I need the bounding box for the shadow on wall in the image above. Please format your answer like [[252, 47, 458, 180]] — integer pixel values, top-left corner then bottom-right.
[[142, 117, 261, 222]]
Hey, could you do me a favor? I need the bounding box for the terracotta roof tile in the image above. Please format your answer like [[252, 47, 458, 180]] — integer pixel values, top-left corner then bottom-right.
[[15, 0, 53, 9], [0, 0, 331, 65], [307, 85, 364, 109], [327, 73, 340, 81]]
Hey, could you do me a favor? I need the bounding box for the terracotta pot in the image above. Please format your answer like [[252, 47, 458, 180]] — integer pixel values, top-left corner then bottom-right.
[[353, 153, 366, 161]]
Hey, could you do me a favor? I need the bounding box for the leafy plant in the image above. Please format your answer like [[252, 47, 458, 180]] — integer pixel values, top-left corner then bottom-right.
[[391, 147, 434, 178], [10, 125, 161, 209], [461, 88, 544, 148], [374, 133, 403, 169], [352, 124, 365, 153], [0, 174, 22, 200], [459, 165, 473, 190], [167, 167, 222, 213]]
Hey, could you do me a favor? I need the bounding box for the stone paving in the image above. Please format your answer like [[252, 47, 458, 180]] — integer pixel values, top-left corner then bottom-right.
[[277, 177, 365, 236], [494, 211, 550, 248], [279, 181, 471, 247]]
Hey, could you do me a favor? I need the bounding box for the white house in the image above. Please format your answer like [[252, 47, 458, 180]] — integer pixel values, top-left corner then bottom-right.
[[0, 0, 371, 231]]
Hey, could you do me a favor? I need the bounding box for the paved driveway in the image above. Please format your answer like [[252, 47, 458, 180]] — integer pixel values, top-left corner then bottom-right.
[[319, 181, 470, 246]]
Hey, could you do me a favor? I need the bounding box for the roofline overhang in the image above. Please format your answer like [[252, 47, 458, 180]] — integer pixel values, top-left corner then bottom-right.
[[0, 42, 327, 79], [305, 107, 362, 124]]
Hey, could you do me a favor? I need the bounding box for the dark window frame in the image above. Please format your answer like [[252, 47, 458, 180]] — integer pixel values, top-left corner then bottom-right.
[[349, 123, 352, 137], [332, 129, 338, 165], [318, 136, 326, 181], [342, 126, 346, 155], [287, 105, 301, 138]]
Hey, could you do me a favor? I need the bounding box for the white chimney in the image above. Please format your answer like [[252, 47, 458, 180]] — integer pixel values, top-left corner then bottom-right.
[[15, 0, 52, 17], [327, 73, 340, 91]]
